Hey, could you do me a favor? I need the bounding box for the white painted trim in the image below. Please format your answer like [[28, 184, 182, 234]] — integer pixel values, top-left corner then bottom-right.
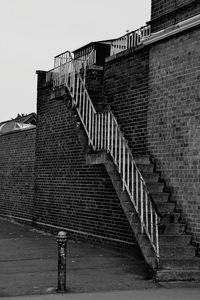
[[142, 13, 200, 45]]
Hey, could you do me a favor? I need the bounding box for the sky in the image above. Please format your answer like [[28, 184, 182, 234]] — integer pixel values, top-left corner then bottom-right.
[[0, 0, 151, 122]]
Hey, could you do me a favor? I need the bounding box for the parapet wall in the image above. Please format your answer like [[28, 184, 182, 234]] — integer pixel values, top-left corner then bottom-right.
[[33, 75, 136, 249], [0, 128, 36, 221]]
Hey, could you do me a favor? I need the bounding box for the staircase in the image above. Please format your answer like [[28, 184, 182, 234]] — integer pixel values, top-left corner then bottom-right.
[[48, 51, 200, 281]]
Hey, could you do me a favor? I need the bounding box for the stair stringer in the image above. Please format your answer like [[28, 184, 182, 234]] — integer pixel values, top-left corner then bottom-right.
[[86, 151, 159, 271]]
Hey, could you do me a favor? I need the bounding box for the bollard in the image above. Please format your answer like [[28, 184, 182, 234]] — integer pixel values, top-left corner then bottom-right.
[[57, 231, 68, 292]]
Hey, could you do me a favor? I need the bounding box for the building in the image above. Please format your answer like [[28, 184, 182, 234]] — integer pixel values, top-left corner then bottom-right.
[[1, 0, 200, 281], [0, 113, 36, 135]]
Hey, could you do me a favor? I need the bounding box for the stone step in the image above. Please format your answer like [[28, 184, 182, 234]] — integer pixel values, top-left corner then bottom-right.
[[142, 173, 160, 183], [86, 151, 109, 165], [147, 182, 164, 193], [161, 213, 181, 224], [137, 164, 154, 173], [155, 269, 200, 281], [151, 192, 170, 203], [159, 257, 200, 270], [138, 234, 190, 248], [159, 234, 192, 246], [133, 155, 151, 165], [160, 223, 186, 235], [156, 202, 175, 214], [140, 243, 195, 259], [159, 245, 195, 258]]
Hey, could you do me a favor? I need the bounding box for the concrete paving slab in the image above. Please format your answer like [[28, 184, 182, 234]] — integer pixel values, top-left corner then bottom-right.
[[0, 218, 157, 297]]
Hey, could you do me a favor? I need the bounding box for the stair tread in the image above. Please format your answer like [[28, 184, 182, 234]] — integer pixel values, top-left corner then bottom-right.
[[160, 244, 194, 249], [160, 257, 199, 261]]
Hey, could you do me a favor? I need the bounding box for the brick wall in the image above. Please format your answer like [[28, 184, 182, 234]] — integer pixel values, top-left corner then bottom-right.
[[85, 66, 105, 111], [147, 27, 200, 244], [103, 48, 149, 154], [150, 0, 200, 32], [0, 128, 36, 221], [33, 74, 136, 249]]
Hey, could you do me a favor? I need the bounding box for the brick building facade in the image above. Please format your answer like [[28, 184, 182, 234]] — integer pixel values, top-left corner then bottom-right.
[[0, 128, 35, 221], [33, 72, 136, 249], [0, 0, 200, 280]]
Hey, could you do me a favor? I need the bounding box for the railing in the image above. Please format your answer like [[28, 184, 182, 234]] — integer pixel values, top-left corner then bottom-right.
[[110, 36, 127, 56], [110, 25, 151, 55], [49, 49, 159, 259], [86, 49, 96, 67], [127, 25, 151, 48], [92, 111, 159, 257]]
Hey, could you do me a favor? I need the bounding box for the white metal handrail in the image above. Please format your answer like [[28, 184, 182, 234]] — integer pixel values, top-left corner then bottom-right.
[[110, 36, 127, 56], [86, 49, 96, 67], [50, 50, 159, 259], [110, 25, 151, 55], [93, 111, 159, 257], [126, 25, 151, 48]]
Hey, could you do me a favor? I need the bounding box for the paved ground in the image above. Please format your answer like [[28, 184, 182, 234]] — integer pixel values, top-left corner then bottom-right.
[[0, 218, 158, 297], [1, 288, 200, 300], [1, 218, 200, 300]]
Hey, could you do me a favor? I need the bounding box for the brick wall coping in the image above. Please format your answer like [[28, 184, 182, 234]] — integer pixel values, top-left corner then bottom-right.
[[0, 126, 36, 137], [143, 13, 200, 46]]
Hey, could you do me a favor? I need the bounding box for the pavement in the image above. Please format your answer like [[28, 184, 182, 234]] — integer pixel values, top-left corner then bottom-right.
[[0, 217, 200, 300], [1, 288, 200, 300]]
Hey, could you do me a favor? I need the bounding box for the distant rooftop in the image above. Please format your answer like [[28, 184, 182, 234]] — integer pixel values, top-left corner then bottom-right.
[[0, 112, 36, 135]]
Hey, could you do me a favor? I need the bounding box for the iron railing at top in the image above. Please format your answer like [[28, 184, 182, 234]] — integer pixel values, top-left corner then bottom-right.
[[45, 24, 151, 75], [110, 25, 151, 55], [47, 49, 159, 260]]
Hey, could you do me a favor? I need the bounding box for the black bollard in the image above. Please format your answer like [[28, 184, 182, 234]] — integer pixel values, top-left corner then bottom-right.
[[57, 231, 68, 292]]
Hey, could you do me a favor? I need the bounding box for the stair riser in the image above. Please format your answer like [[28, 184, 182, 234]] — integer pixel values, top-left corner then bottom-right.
[[147, 183, 164, 193], [161, 213, 180, 224], [156, 270, 200, 281], [134, 157, 151, 165], [142, 246, 195, 259], [138, 164, 154, 173], [159, 247, 195, 258], [159, 236, 191, 246], [159, 259, 200, 270], [142, 174, 160, 183], [151, 193, 170, 203], [162, 224, 186, 235], [157, 203, 175, 214]]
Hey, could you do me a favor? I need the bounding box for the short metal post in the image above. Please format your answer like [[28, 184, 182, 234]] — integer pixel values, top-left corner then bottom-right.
[[57, 231, 68, 292]]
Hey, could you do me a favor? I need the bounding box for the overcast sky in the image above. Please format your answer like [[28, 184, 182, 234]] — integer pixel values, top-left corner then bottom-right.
[[0, 0, 151, 122]]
